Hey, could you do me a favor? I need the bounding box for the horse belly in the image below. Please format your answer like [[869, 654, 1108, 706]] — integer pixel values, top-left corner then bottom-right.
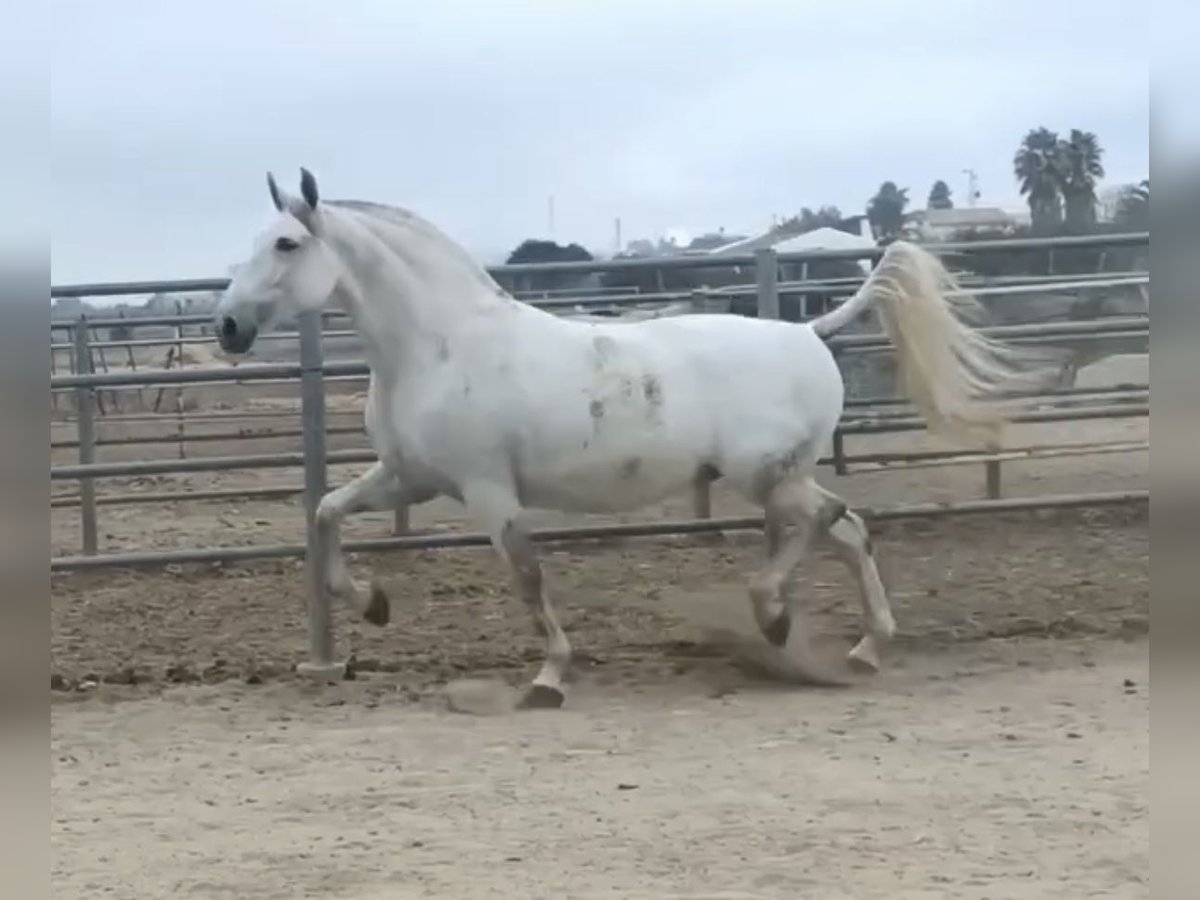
[[514, 424, 708, 514]]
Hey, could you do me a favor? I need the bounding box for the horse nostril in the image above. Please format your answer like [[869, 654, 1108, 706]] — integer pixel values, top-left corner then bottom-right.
[[221, 316, 238, 338]]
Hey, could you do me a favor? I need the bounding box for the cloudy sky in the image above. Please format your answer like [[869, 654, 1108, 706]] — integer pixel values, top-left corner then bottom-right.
[[51, 0, 1153, 285]]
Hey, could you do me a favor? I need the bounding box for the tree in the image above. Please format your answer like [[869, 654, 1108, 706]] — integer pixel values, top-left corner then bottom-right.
[[796, 206, 845, 230], [866, 181, 909, 240], [1013, 127, 1066, 231], [503, 239, 595, 294], [1013, 127, 1107, 232], [1114, 178, 1148, 230], [1059, 129, 1105, 231], [505, 239, 593, 266], [927, 180, 953, 210]]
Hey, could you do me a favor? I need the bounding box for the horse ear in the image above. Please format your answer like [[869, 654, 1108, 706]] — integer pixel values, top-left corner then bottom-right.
[[267, 172, 284, 211], [299, 167, 319, 209]]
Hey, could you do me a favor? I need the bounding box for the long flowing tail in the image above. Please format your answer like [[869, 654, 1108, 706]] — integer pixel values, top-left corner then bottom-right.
[[809, 240, 1064, 442]]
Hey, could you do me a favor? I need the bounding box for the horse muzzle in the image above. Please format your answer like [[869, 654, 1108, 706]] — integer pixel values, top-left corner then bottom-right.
[[216, 314, 258, 355]]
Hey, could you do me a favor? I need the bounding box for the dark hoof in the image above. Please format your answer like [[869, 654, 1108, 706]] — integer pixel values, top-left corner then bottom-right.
[[517, 684, 565, 710], [763, 613, 791, 648], [363, 583, 390, 627]]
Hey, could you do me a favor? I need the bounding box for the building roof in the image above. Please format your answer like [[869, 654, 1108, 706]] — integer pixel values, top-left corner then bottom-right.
[[769, 226, 877, 254]]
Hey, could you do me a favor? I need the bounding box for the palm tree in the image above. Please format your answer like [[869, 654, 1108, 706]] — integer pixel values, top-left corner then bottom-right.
[[1059, 129, 1106, 230], [867, 181, 909, 240], [1013, 127, 1065, 231], [927, 180, 953, 210]]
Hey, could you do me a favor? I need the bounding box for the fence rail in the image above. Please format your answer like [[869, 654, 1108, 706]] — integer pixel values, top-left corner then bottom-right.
[[50, 270, 1150, 347], [48, 315, 1150, 391], [49, 489, 1148, 572], [49, 230, 1151, 676], [49, 230, 1149, 303], [48, 385, 1150, 450]]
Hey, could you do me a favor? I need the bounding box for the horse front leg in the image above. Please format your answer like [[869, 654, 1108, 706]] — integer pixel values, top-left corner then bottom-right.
[[315, 462, 406, 626], [462, 480, 572, 709]]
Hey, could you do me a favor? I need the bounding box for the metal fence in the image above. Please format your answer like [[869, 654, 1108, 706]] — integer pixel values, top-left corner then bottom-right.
[[50, 231, 1151, 673]]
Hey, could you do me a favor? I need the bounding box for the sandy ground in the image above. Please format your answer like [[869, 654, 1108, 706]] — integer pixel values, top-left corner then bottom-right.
[[50, 503, 1150, 898], [51, 637, 1149, 899]]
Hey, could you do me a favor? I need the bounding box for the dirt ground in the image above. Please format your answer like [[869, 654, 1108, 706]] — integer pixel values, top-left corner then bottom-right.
[[50, 356, 1149, 898], [51, 635, 1149, 900], [50, 499, 1150, 898]]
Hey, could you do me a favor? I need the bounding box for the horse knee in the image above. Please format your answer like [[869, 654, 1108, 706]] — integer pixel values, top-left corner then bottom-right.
[[316, 496, 340, 528]]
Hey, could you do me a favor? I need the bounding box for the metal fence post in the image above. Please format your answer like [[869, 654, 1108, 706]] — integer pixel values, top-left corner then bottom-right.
[[830, 346, 850, 476], [755, 248, 780, 320], [985, 459, 1002, 499], [73, 317, 99, 555], [296, 312, 343, 681], [832, 429, 849, 477]]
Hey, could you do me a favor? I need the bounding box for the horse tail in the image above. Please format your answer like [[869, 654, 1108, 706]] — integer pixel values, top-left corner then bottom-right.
[[808, 240, 1062, 443]]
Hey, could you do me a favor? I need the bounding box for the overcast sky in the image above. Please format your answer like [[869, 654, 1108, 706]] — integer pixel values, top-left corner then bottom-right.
[[51, 0, 1154, 285]]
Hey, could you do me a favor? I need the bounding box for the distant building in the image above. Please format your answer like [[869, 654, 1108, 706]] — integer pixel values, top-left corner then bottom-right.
[[705, 215, 874, 266], [903, 206, 1028, 240], [766, 226, 877, 275]]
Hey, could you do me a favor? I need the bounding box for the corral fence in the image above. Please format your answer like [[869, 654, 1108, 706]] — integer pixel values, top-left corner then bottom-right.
[[50, 231, 1150, 675]]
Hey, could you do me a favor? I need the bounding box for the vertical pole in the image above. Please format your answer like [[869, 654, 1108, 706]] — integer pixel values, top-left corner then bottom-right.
[[392, 503, 410, 536], [799, 260, 810, 320], [830, 346, 849, 476], [691, 480, 712, 520], [174, 299, 186, 459], [683, 284, 716, 522], [90, 324, 111, 415], [985, 459, 1002, 499], [50, 342, 59, 413], [296, 311, 341, 679], [755, 248, 780, 320], [73, 317, 98, 555], [832, 430, 848, 477]]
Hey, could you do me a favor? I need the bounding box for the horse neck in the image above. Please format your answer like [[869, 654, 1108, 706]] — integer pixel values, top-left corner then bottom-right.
[[322, 209, 510, 380]]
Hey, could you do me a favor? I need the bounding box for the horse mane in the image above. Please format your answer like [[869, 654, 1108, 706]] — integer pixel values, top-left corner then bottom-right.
[[324, 199, 508, 297]]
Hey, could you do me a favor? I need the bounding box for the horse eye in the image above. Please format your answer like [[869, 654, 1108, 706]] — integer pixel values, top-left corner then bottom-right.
[[275, 237, 300, 252]]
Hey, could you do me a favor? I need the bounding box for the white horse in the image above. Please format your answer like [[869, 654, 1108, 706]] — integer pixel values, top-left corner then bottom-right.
[[216, 169, 1055, 708]]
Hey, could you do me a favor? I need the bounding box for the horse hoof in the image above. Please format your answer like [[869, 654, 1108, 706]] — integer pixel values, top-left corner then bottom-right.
[[363, 583, 390, 627], [763, 613, 791, 648], [517, 684, 565, 710], [847, 638, 880, 674]]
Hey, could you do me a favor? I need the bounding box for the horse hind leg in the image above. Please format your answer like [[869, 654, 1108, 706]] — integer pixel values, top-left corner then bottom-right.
[[747, 477, 833, 649], [811, 483, 896, 672], [749, 474, 897, 671]]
